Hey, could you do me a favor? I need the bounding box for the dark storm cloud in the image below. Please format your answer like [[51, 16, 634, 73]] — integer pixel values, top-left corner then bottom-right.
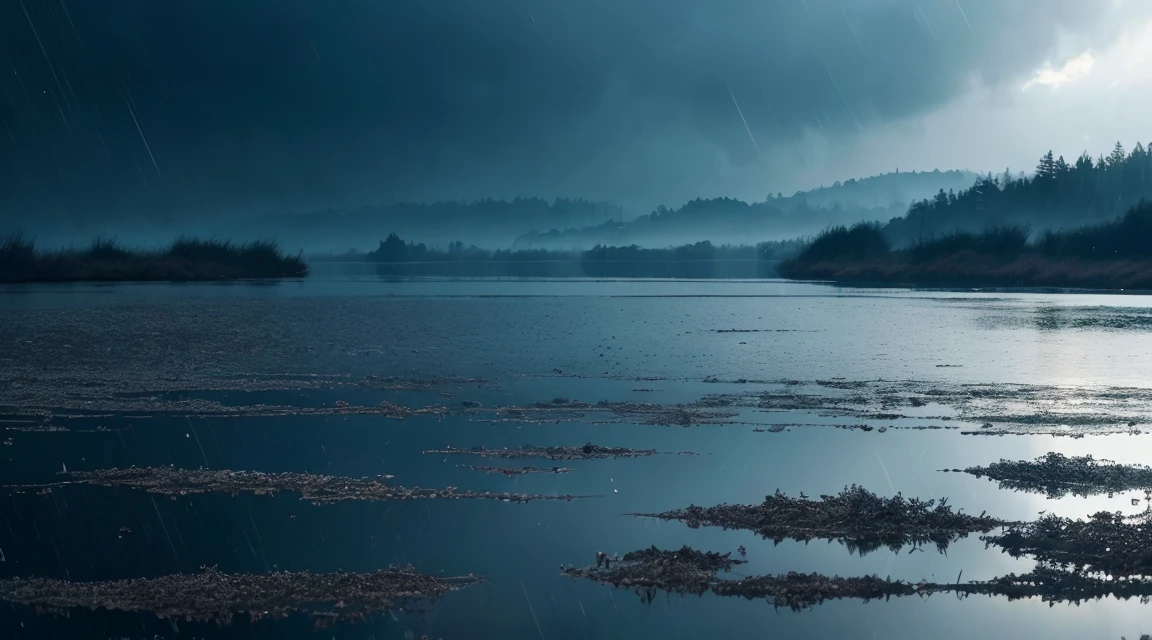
[[0, 0, 1143, 223]]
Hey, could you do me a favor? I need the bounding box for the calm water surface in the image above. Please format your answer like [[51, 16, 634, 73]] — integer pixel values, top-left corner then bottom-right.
[[3, 277, 1152, 639]]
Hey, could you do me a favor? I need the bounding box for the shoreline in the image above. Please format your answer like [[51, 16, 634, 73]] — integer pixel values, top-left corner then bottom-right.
[[779, 254, 1152, 291], [0, 236, 308, 283]]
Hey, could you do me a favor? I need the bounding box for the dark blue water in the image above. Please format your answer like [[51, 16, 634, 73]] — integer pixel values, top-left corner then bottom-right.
[[4, 278, 1152, 639]]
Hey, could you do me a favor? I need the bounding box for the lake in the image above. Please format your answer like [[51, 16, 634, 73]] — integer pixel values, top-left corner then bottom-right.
[[3, 277, 1152, 639]]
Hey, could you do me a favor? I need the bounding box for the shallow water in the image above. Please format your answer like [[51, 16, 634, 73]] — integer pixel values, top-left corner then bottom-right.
[[4, 278, 1152, 638]]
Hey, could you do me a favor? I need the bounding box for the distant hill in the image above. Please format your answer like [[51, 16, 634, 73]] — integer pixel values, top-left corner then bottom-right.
[[783, 169, 979, 209], [513, 169, 979, 249], [8, 197, 624, 254], [18, 169, 980, 253]]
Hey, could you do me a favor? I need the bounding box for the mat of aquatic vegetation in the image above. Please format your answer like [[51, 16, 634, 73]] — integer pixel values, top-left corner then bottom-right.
[[457, 464, 573, 476], [564, 545, 1152, 611], [561, 546, 746, 601], [631, 485, 1006, 554], [8, 466, 595, 504], [6, 342, 1152, 436], [0, 566, 482, 623], [986, 511, 1152, 577], [424, 443, 672, 461], [955, 452, 1152, 498]]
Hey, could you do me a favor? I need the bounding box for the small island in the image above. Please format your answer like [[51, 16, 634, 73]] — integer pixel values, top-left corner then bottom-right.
[[0, 235, 307, 283]]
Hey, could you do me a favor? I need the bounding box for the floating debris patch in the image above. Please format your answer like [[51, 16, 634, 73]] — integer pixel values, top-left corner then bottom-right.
[[503, 398, 739, 427], [957, 452, 1152, 498], [8, 372, 1152, 436], [364, 375, 487, 391], [0, 566, 482, 623], [376, 401, 450, 420], [986, 511, 1152, 578], [562, 545, 927, 610], [714, 329, 817, 334], [630, 485, 1007, 554], [457, 465, 573, 477], [12, 467, 595, 504], [562, 546, 745, 600], [564, 546, 1152, 610], [700, 380, 1152, 436], [3, 424, 69, 433], [0, 370, 475, 417], [424, 443, 680, 461]]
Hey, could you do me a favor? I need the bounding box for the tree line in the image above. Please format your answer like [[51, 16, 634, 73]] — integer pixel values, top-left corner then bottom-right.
[[887, 141, 1152, 245], [364, 233, 802, 279]]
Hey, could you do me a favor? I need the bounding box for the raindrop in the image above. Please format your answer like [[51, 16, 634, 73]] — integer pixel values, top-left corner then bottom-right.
[[955, 0, 975, 36], [725, 84, 761, 154]]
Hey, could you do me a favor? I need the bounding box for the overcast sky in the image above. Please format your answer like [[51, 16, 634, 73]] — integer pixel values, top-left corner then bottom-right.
[[2, 0, 1151, 222]]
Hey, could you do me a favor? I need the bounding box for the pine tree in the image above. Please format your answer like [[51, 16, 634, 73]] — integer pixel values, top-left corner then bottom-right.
[[1036, 150, 1056, 180], [1107, 142, 1126, 167], [1075, 152, 1093, 171], [932, 188, 948, 209]]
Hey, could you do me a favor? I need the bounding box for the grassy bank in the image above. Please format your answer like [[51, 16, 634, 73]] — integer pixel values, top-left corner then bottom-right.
[[0, 235, 308, 283], [779, 202, 1152, 289]]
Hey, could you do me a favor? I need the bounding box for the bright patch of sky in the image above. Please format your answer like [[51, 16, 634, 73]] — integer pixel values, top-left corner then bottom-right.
[[1023, 51, 1095, 90], [771, 16, 1152, 195]]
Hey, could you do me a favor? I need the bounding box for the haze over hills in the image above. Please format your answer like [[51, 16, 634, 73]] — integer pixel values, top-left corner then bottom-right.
[[512, 169, 979, 249], [14, 198, 624, 254], [12, 168, 979, 253], [264, 168, 981, 252], [770, 169, 982, 210], [230, 198, 624, 253], [21, 144, 1148, 254], [522, 140, 1152, 253]]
